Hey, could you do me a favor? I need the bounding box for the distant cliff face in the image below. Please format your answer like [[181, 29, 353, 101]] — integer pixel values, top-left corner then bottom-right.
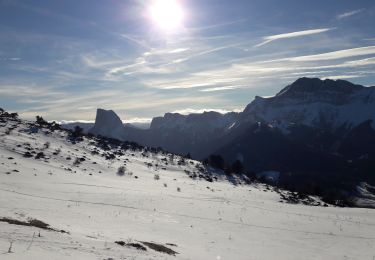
[[141, 111, 239, 158], [89, 109, 125, 139], [88, 109, 239, 158], [150, 111, 238, 132]]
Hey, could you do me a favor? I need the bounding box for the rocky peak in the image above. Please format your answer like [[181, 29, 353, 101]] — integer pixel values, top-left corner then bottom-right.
[[275, 78, 363, 103], [89, 108, 125, 139]]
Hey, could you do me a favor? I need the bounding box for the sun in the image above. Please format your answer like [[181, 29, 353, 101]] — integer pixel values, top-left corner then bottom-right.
[[149, 0, 185, 31]]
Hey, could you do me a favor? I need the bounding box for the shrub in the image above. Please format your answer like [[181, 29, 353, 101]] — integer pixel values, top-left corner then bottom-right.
[[117, 166, 132, 176], [43, 142, 50, 150], [73, 158, 81, 166], [68, 126, 84, 142], [35, 152, 45, 159], [154, 174, 160, 180], [117, 166, 126, 176], [23, 152, 33, 158], [36, 115, 47, 125]]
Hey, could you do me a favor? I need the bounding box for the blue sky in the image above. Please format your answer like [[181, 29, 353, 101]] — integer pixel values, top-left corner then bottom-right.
[[0, 0, 374, 122]]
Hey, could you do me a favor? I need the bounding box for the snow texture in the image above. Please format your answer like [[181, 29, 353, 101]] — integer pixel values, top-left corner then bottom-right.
[[0, 117, 375, 260]]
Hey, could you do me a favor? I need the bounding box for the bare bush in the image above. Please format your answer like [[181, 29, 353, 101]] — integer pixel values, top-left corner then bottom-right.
[[117, 166, 126, 176], [73, 158, 80, 166], [43, 142, 50, 149], [8, 241, 13, 253], [117, 166, 132, 176]]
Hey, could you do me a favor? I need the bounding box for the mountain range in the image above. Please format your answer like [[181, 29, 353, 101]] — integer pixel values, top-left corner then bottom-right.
[[64, 77, 375, 193]]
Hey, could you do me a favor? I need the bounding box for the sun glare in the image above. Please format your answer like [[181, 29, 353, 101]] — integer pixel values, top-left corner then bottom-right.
[[149, 0, 184, 31]]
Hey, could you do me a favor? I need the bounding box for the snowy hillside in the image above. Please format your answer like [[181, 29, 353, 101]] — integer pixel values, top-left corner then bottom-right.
[[1, 112, 375, 259]]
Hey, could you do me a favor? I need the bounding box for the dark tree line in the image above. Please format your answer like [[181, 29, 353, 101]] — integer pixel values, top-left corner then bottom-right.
[[35, 115, 62, 131], [203, 154, 244, 175], [0, 108, 19, 120]]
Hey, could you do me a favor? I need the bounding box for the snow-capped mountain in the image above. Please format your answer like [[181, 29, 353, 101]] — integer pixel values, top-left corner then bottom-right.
[[214, 78, 375, 195], [240, 77, 375, 131]]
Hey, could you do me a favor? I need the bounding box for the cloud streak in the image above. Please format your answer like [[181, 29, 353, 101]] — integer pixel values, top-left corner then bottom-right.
[[337, 9, 364, 20], [141, 45, 375, 92], [200, 85, 245, 92], [285, 46, 375, 62], [255, 28, 334, 47]]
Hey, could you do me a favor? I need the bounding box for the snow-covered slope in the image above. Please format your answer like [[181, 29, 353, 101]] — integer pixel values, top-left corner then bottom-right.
[[1, 113, 375, 259]]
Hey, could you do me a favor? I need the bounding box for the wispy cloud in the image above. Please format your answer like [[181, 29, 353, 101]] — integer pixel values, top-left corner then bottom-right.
[[200, 85, 245, 92], [99, 46, 194, 79], [168, 48, 190, 54], [336, 9, 364, 20], [15, 87, 225, 121], [342, 57, 375, 67], [120, 34, 152, 50], [187, 19, 247, 33], [145, 76, 245, 90], [171, 42, 246, 64], [0, 57, 21, 61], [320, 75, 363, 80], [141, 44, 375, 92], [0, 84, 64, 98], [82, 55, 126, 69], [255, 28, 334, 47], [285, 46, 375, 62]]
